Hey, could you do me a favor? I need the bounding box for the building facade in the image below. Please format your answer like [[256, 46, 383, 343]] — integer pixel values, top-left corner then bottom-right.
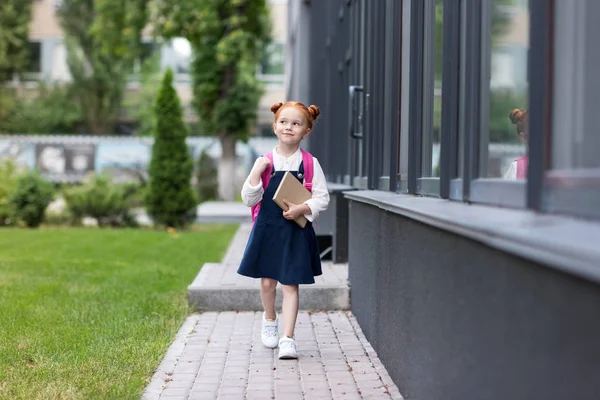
[[288, 0, 600, 399]]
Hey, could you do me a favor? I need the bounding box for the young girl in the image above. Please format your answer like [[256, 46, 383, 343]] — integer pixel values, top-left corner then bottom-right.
[[504, 108, 529, 180], [238, 101, 330, 359]]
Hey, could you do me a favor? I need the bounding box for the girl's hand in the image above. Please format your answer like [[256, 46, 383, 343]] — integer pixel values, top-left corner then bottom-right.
[[249, 157, 271, 186], [282, 200, 310, 220], [252, 157, 271, 174]]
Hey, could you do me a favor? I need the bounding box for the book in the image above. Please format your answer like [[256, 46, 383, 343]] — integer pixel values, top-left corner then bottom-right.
[[272, 171, 312, 228]]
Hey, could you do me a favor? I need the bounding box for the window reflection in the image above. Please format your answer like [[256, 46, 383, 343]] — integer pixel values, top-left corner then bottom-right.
[[432, 0, 443, 177], [504, 108, 528, 179], [487, 0, 529, 180], [422, 0, 443, 179]]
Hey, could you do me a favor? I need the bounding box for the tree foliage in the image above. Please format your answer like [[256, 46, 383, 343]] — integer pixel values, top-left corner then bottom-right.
[[0, 84, 82, 134], [145, 69, 197, 228], [195, 150, 218, 203], [152, 0, 271, 199], [124, 50, 162, 136], [0, 0, 33, 81], [56, 0, 150, 134], [152, 0, 271, 138]]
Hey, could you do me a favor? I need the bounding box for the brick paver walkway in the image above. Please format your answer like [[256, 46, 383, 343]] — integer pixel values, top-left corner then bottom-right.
[[143, 222, 403, 399], [143, 311, 403, 400]]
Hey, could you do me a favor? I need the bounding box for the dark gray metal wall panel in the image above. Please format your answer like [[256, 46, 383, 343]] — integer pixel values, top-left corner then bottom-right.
[[314, 196, 334, 236], [347, 200, 381, 348], [332, 190, 350, 263], [348, 200, 600, 400]]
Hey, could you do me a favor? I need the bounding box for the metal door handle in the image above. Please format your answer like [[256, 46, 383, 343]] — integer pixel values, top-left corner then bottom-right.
[[348, 85, 364, 139]]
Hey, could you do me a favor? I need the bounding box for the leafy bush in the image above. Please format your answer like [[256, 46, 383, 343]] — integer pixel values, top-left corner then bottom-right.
[[122, 182, 147, 208], [63, 175, 138, 228], [10, 172, 55, 228], [195, 150, 218, 203], [0, 159, 20, 225], [146, 69, 197, 228]]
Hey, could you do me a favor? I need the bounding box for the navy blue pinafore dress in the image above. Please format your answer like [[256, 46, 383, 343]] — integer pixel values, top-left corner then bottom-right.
[[237, 161, 322, 285]]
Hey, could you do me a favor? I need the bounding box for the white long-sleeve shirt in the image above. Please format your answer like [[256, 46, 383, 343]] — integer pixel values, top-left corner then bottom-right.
[[504, 160, 517, 180], [241, 147, 330, 222]]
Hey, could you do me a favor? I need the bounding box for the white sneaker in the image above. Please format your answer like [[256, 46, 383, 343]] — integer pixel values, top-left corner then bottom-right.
[[261, 312, 279, 348], [278, 336, 298, 359]]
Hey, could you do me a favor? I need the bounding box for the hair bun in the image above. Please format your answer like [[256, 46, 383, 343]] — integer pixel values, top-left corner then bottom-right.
[[270, 102, 283, 114], [510, 109, 525, 124], [308, 105, 320, 120]]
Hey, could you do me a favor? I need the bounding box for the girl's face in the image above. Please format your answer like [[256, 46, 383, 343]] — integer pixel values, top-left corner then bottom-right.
[[273, 107, 311, 145]]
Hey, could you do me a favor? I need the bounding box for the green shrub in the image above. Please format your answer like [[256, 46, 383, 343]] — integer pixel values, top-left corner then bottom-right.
[[63, 175, 138, 228], [121, 182, 147, 208], [0, 84, 82, 134], [195, 150, 218, 203], [0, 159, 20, 225], [146, 69, 197, 228], [10, 172, 55, 228]]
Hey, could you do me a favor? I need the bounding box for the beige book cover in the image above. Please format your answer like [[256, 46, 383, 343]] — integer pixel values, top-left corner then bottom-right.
[[272, 171, 312, 228]]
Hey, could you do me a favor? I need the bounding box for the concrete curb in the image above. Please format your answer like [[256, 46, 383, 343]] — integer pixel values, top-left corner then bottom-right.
[[186, 223, 351, 312], [195, 215, 251, 224], [188, 282, 350, 312]]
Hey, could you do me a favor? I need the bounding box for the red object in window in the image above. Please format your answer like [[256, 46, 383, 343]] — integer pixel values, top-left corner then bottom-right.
[[516, 155, 528, 179]]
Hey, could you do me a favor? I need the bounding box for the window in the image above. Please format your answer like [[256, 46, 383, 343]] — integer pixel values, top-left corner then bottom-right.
[[398, 0, 412, 191], [431, 0, 443, 180], [544, 0, 600, 219], [260, 42, 285, 82], [257, 124, 274, 137], [483, 1, 529, 181], [455, 0, 531, 209], [421, 0, 444, 194], [26, 42, 42, 74]]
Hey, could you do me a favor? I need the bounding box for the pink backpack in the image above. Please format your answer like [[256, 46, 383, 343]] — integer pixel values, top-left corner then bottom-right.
[[250, 149, 314, 223], [516, 155, 528, 179]]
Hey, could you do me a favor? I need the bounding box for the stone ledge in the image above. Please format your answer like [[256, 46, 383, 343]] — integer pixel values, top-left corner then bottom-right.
[[188, 284, 350, 312]]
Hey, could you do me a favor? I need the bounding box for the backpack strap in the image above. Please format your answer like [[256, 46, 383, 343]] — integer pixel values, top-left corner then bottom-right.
[[261, 152, 274, 190], [251, 152, 274, 223], [516, 155, 528, 179], [301, 149, 314, 193]]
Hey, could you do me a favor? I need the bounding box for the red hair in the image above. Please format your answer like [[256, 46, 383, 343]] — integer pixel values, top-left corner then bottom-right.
[[509, 108, 529, 138], [270, 102, 321, 129]]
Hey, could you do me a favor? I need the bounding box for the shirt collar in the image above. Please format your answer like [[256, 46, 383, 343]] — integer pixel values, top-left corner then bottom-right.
[[272, 146, 301, 160]]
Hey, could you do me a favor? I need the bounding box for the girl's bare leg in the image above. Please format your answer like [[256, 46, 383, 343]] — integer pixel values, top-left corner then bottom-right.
[[281, 284, 299, 337], [260, 278, 278, 319]]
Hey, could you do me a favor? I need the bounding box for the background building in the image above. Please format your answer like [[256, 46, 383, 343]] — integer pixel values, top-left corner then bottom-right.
[[21, 0, 287, 135], [288, 0, 600, 399]]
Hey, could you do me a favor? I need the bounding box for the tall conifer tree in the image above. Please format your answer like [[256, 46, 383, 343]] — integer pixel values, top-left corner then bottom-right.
[[146, 69, 197, 228]]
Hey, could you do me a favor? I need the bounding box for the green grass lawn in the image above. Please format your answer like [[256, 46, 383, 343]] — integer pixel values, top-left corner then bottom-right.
[[0, 225, 237, 400]]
